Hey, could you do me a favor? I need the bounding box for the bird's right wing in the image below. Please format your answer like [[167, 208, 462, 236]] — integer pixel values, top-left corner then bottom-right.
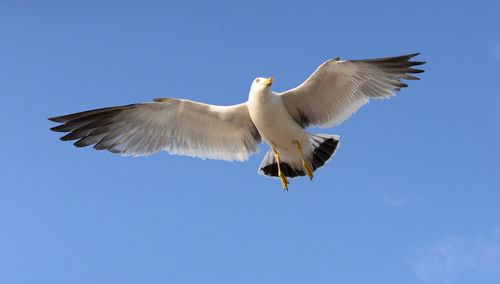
[[49, 98, 261, 161], [279, 53, 425, 128]]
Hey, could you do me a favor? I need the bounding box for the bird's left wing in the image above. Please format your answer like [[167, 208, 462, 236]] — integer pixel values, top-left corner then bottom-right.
[[279, 53, 425, 128], [49, 98, 261, 161]]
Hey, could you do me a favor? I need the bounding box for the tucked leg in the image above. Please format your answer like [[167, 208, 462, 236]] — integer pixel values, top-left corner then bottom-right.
[[295, 141, 314, 180], [273, 149, 289, 190]]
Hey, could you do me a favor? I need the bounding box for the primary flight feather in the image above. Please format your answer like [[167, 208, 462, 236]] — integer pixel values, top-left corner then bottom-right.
[[50, 53, 425, 190]]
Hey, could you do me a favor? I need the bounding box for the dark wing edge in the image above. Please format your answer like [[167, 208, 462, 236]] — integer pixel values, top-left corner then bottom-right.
[[350, 52, 426, 90], [48, 104, 141, 150]]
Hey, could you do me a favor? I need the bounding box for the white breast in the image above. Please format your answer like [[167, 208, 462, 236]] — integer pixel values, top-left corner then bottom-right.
[[247, 90, 311, 156]]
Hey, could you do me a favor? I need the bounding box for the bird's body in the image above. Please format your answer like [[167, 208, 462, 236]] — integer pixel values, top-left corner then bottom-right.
[[49, 53, 425, 190], [248, 86, 312, 167]]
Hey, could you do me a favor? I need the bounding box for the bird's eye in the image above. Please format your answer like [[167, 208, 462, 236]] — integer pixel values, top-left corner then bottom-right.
[[255, 78, 260, 83]]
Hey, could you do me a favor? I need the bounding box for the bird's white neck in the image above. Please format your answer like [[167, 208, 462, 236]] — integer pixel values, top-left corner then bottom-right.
[[248, 87, 272, 104]]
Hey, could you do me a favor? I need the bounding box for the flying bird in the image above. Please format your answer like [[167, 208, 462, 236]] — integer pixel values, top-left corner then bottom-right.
[[49, 53, 424, 190]]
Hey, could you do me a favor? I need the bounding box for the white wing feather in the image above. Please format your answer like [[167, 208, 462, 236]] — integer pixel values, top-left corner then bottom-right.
[[50, 98, 261, 161], [279, 53, 424, 128]]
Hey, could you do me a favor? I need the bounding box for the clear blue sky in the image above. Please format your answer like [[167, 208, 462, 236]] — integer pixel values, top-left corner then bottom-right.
[[1, 1, 499, 283]]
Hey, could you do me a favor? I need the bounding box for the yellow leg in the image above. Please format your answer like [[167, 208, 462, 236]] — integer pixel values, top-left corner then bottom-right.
[[274, 150, 289, 191], [295, 141, 314, 180]]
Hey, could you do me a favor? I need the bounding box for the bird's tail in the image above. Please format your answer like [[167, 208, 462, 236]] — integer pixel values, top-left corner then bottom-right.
[[258, 133, 340, 178]]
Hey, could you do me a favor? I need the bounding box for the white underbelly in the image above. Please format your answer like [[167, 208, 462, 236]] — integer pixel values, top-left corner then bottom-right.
[[248, 95, 312, 159]]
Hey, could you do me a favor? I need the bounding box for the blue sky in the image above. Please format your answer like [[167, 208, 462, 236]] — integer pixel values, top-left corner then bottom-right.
[[1, 1, 499, 283]]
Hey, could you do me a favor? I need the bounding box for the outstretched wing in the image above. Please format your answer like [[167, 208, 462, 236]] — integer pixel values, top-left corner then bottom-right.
[[279, 53, 425, 128], [49, 98, 261, 161]]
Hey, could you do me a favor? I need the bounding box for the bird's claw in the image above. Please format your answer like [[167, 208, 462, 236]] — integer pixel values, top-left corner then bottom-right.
[[279, 172, 289, 191], [303, 161, 314, 180]]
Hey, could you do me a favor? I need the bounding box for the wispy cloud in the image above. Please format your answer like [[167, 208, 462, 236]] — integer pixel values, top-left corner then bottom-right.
[[382, 196, 407, 207], [410, 228, 500, 284], [374, 186, 408, 208]]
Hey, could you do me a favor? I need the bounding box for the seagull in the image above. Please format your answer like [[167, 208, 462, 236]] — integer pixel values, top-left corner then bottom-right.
[[49, 53, 424, 190]]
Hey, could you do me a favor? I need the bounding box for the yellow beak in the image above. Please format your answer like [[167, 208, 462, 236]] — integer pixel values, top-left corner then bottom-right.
[[264, 76, 274, 86]]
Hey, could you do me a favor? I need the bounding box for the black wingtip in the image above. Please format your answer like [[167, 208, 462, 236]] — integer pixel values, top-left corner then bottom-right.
[[59, 132, 78, 141], [50, 125, 66, 132], [410, 61, 426, 66], [411, 69, 425, 74], [352, 52, 424, 64], [48, 116, 64, 123], [73, 138, 90, 148], [398, 52, 420, 60], [73, 141, 85, 148]]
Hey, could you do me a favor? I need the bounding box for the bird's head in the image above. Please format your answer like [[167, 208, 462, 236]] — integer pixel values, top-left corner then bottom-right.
[[251, 76, 274, 92]]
